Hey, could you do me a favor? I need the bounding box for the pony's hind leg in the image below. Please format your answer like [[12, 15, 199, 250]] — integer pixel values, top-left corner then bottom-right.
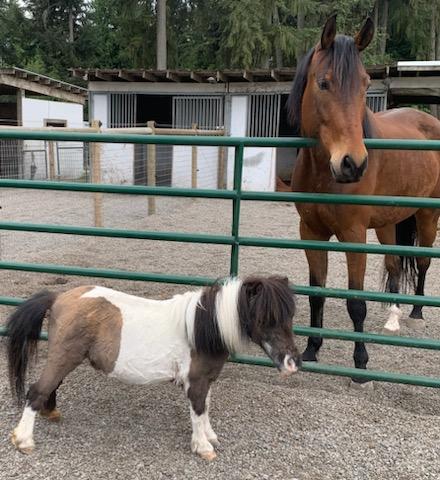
[[40, 385, 62, 422], [11, 343, 86, 453]]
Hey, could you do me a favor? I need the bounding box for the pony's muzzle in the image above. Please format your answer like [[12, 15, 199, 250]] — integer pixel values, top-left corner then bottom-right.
[[279, 354, 301, 377], [331, 155, 368, 183]]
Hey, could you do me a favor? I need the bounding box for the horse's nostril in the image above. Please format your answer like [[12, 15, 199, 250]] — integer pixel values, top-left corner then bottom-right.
[[342, 155, 355, 172]]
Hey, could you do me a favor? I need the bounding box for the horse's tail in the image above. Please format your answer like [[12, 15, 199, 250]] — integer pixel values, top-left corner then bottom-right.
[[383, 215, 418, 295], [7, 290, 57, 402]]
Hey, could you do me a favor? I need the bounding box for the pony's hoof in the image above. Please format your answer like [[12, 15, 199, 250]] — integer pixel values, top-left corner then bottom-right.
[[382, 326, 400, 336], [10, 431, 35, 454], [349, 379, 374, 391], [405, 317, 426, 330], [40, 408, 61, 422], [208, 436, 220, 447], [200, 450, 217, 461], [302, 351, 319, 362]]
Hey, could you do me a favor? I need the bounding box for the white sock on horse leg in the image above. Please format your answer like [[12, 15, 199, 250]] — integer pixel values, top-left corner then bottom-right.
[[383, 304, 402, 333]]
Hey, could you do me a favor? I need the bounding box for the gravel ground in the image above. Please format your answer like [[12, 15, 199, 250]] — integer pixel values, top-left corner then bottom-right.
[[0, 189, 440, 479]]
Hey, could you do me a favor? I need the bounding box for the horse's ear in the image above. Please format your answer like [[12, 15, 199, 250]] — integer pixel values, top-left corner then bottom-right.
[[320, 14, 337, 50], [354, 17, 374, 52]]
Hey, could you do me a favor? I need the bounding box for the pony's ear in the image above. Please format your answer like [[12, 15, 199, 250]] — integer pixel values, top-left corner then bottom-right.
[[354, 17, 374, 52], [320, 14, 337, 50]]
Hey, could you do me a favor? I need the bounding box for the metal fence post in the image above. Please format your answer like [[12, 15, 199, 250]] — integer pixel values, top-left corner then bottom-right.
[[230, 143, 244, 276]]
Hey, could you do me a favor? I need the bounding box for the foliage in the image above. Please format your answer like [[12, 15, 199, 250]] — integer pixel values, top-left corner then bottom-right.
[[0, 0, 438, 83]]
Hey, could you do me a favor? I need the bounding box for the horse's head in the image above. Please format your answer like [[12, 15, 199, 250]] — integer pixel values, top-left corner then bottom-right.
[[288, 15, 375, 183], [239, 276, 300, 376]]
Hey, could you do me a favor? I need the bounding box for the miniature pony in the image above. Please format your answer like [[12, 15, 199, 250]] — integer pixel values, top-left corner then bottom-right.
[[7, 276, 300, 460]]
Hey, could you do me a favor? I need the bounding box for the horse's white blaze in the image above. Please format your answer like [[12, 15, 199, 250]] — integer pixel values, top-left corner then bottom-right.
[[82, 286, 201, 385], [384, 304, 402, 333], [215, 278, 246, 353], [13, 405, 36, 449]]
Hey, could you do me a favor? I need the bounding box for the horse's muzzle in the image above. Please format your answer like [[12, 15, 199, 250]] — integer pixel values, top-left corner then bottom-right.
[[332, 155, 368, 183]]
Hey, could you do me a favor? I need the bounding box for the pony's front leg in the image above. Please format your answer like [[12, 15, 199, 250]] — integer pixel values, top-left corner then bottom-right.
[[301, 220, 330, 362], [185, 352, 226, 461]]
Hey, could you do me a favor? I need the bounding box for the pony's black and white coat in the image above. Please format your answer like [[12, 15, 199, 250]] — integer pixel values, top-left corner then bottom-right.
[[7, 276, 300, 460]]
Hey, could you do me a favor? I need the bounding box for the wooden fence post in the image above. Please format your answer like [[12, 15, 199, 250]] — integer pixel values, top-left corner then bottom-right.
[[217, 146, 226, 189], [147, 121, 156, 215], [90, 120, 103, 227], [48, 141, 56, 180], [191, 123, 198, 189]]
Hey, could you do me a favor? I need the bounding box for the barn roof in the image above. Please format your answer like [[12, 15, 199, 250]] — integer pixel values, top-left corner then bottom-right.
[[0, 67, 87, 104], [70, 65, 440, 84]]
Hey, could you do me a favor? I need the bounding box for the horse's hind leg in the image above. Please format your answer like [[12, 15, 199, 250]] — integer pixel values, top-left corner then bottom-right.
[[408, 211, 439, 326], [376, 225, 403, 335]]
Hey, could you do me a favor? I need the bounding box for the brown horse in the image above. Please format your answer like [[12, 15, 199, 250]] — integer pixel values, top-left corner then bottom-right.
[[288, 15, 440, 384]]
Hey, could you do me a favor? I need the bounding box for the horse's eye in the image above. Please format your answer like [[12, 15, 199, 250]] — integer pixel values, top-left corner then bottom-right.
[[318, 79, 329, 91]]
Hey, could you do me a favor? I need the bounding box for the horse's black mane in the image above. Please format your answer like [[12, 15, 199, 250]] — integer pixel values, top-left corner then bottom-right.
[[287, 35, 372, 138]]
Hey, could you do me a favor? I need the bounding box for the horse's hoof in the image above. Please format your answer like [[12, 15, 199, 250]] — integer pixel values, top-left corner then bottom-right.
[[349, 380, 374, 391], [200, 450, 217, 461], [382, 326, 400, 336], [405, 317, 426, 330], [40, 408, 61, 422], [10, 431, 35, 454], [302, 351, 319, 362]]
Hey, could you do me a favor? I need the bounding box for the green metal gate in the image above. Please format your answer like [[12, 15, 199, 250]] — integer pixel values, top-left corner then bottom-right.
[[1, 130, 440, 388]]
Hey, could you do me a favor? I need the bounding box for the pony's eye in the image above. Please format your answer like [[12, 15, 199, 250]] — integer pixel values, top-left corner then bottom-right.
[[318, 79, 330, 91]]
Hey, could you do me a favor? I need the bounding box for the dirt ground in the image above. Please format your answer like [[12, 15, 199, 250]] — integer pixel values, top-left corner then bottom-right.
[[0, 189, 440, 479]]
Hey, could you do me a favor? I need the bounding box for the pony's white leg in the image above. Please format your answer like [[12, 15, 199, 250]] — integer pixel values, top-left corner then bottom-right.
[[11, 404, 37, 453], [202, 389, 219, 446], [190, 406, 216, 461], [383, 304, 402, 335]]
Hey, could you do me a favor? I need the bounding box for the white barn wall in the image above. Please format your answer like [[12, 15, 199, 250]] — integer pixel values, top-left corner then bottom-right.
[[172, 146, 218, 189], [227, 95, 275, 192], [91, 93, 134, 184], [21, 98, 84, 180]]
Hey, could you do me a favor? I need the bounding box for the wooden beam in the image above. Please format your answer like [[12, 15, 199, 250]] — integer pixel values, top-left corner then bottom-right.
[[166, 71, 181, 82], [118, 70, 136, 81], [95, 70, 113, 81], [142, 71, 157, 81], [0, 74, 86, 104], [270, 69, 280, 82], [217, 71, 228, 83], [190, 72, 204, 83], [243, 70, 253, 82]]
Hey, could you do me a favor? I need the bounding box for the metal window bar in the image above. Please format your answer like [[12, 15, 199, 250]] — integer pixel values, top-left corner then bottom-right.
[[247, 94, 281, 138], [172, 96, 224, 130], [110, 93, 137, 128]]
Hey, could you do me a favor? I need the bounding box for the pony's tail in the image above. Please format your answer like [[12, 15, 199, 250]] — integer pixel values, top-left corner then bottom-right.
[[7, 290, 57, 403], [383, 215, 418, 295]]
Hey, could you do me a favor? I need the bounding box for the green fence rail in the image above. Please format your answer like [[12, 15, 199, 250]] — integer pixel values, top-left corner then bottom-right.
[[1, 130, 440, 388]]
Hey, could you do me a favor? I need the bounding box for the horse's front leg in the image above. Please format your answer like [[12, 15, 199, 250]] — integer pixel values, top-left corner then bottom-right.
[[300, 220, 330, 362], [337, 227, 370, 385]]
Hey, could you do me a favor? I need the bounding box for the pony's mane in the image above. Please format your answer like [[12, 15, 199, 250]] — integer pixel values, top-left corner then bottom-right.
[[192, 276, 295, 356], [287, 35, 372, 138]]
